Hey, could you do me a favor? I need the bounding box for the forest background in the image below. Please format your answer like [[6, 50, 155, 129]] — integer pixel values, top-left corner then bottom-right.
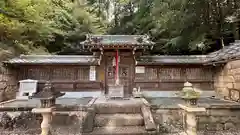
[[0, 0, 239, 59]]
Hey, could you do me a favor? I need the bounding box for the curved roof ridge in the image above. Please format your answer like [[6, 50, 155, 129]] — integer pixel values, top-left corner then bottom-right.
[[19, 55, 97, 58], [140, 55, 207, 58]]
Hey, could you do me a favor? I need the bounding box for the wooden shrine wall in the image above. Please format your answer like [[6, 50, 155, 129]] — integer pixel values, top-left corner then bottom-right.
[[134, 65, 214, 91], [17, 65, 103, 92]]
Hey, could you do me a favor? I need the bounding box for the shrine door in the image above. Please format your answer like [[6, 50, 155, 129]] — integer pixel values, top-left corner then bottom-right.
[[105, 52, 134, 97]]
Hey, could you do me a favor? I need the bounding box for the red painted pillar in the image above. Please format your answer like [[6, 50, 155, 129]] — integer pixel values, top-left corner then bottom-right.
[[115, 49, 119, 85]]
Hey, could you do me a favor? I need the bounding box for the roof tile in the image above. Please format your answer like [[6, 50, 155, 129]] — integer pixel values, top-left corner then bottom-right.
[[4, 55, 100, 65], [81, 35, 155, 46]]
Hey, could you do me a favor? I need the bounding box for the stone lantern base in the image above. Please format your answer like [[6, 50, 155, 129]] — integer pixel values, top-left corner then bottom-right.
[[178, 104, 206, 135], [32, 108, 54, 135]]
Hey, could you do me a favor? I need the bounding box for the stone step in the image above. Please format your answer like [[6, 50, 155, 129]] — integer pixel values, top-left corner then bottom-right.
[[83, 126, 157, 135], [95, 114, 144, 127], [94, 103, 142, 114]]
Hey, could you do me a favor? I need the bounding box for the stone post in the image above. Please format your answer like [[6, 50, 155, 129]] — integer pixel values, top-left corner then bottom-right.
[[178, 104, 206, 135], [32, 108, 53, 135]]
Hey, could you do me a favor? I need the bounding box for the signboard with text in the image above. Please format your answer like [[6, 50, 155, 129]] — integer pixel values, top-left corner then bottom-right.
[[89, 66, 96, 81], [136, 66, 145, 73]]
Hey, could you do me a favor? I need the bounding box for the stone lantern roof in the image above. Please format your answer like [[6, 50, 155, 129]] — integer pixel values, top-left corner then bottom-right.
[[30, 81, 65, 100]]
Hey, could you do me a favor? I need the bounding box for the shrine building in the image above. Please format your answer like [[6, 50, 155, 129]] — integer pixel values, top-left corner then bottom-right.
[[2, 35, 240, 100]]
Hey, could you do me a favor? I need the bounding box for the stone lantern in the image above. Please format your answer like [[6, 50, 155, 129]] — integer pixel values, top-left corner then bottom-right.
[[178, 82, 206, 135], [29, 81, 65, 135], [179, 82, 200, 106]]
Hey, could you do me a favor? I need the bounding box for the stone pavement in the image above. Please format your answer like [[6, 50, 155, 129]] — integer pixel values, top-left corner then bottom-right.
[[0, 97, 92, 108]]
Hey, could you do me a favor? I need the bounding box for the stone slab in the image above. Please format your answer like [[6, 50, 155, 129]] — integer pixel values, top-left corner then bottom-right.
[[32, 108, 53, 113], [83, 126, 157, 135], [142, 91, 217, 98], [146, 97, 240, 109], [0, 98, 93, 109], [95, 114, 144, 127], [82, 108, 95, 133], [59, 92, 101, 98], [178, 104, 206, 112], [141, 105, 157, 131]]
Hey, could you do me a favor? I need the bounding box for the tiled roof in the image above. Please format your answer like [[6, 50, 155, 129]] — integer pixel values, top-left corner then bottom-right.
[[3, 41, 240, 65], [81, 35, 155, 46], [206, 40, 240, 63], [137, 40, 240, 65], [136, 55, 207, 65], [4, 55, 100, 65]]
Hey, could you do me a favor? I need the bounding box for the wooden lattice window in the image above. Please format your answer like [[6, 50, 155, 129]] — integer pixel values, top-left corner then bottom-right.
[[202, 68, 213, 80], [24, 68, 50, 80], [145, 68, 158, 80], [26, 68, 38, 79], [119, 66, 129, 77], [186, 68, 200, 80], [52, 68, 74, 80], [107, 66, 115, 78], [76, 67, 90, 81], [135, 67, 157, 80], [159, 68, 182, 80]]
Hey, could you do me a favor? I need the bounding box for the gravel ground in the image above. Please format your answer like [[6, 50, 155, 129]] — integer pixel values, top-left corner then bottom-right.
[[1, 129, 240, 135], [162, 131, 240, 135]]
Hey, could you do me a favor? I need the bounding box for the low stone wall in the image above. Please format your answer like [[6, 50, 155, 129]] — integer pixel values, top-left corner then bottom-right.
[[0, 64, 18, 101], [152, 108, 183, 133], [0, 97, 96, 135], [214, 60, 240, 101], [0, 111, 88, 134], [152, 106, 240, 133], [198, 108, 240, 131]]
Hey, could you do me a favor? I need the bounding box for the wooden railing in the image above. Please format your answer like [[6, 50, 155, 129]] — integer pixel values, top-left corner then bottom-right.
[[134, 80, 214, 91], [37, 80, 104, 92]]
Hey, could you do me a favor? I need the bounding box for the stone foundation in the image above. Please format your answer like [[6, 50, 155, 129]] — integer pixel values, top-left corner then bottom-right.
[[0, 64, 17, 102], [214, 60, 240, 101], [152, 107, 240, 133], [0, 111, 88, 134], [0, 107, 240, 134], [0, 97, 240, 134]]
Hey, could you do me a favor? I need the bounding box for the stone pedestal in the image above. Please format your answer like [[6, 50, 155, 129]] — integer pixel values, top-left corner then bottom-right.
[[108, 85, 124, 98], [32, 108, 53, 135], [178, 104, 206, 135]]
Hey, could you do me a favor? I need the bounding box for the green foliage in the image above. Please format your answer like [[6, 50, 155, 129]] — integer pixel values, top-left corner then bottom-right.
[[108, 0, 240, 54], [0, 0, 239, 56], [0, 0, 107, 58]]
